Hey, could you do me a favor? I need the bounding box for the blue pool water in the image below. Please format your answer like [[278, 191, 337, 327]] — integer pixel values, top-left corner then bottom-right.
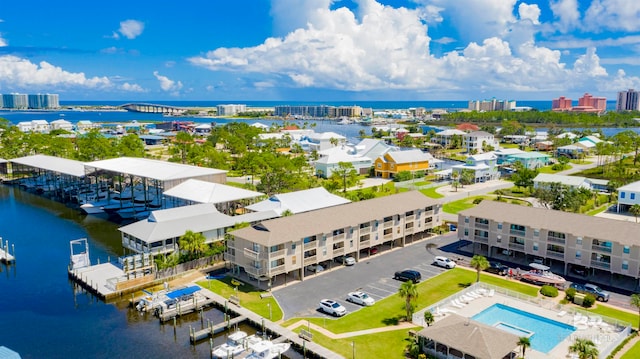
[[472, 303, 575, 353]]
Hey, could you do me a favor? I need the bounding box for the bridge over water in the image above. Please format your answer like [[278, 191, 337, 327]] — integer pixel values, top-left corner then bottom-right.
[[121, 103, 187, 114]]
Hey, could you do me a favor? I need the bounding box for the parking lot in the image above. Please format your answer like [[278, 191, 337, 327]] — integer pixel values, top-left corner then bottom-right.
[[272, 233, 460, 319]]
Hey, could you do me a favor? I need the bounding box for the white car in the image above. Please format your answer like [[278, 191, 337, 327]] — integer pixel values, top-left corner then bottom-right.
[[344, 256, 356, 266], [434, 256, 456, 269], [347, 291, 375, 306], [307, 264, 325, 273], [319, 299, 347, 316]]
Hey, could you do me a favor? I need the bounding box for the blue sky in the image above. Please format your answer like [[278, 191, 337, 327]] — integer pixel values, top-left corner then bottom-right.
[[0, 0, 639, 101]]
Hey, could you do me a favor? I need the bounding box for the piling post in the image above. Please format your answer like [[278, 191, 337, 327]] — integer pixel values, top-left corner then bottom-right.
[[209, 338, 213, 359], [173, 316, 177, 336], [11, 244, 15, 260]]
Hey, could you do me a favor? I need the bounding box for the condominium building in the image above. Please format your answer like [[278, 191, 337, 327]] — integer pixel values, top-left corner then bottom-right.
[[227, 191, 442, 284], [1, 93, 28, 109], [216, 104, 246, 116], [459, 201, 640, 284], [576, 93, 607, 114], [468, 99, 516, 112], [617, 89, 640, 111], [551, 96, 572, 111], [273, 105, 333, 118], [27, 94, 60, 109]]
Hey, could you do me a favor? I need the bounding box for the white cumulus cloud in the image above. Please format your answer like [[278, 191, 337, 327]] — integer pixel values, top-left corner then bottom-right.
[[120, 82, 145, 92], [584, 0, 640, 32], [549, 0, 581, 33], [153, 71, 183, 92], [518, 3, 541, 25], [0, 55, 112, 88], [117, 19, 145, 40]]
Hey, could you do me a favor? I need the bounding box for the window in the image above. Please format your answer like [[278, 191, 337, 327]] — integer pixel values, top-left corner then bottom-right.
[[497, 235, 501, 243], [576, 251, 581, 259], [497, 223, 502, 230], [464, 217, 469, 224], [533, 229, 540, 237], [621, 192, 626, 199], [576, 237, 582, 245], [291, 243, 296, 250], [377, 163, 381, 168], [464, 228, 469, 236], [632, 193, 636, 200], [623, 261, 629, 270], [252, 243, 260, 252], [624, 246, 630, 254], [533, 242, 539, 251], [360, 234, 370, 242]]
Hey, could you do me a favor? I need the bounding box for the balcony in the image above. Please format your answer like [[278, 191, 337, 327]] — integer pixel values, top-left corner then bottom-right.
[[270, 264, 286, 276], [405, 227, 414, 234], [474, 235, 489, 243], [406, 214, 415, 221], [546, 251, 565, 259], [384, 233, 393, 240], [359, 240, 370, 247], [590, 260, 611, 269], [384, 221, 393, 229], [474, 222, 489, 230], [245, 265, 266, 277], [269, 248, 285, 258], [546, 236, 566, 244], [360, 227, 371, 234], [510, 229, 526, 237], [333, 247, 345, 256], [508, 243, 525, 251], [592, 244, 612, 253], [424, 210, 434, 216], [224, 253, 235, 262], [243, 248, 262, 260], [303, 256, 317, 266], [333, 233, 345, 241], [304, 241, 317, 250]]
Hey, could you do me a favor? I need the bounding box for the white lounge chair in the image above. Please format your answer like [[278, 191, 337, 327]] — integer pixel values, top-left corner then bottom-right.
[[459, 295, 473, 303], [467, 291, 481, 298], [588, 316, 603, 327], [441, 308, 457, 314], [488, 289, 495, 297], [451, 300, 464, 308], [557, 310, 567, 317]]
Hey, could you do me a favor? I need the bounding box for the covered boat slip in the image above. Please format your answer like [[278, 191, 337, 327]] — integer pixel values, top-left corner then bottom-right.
[[163, 179, 264, 215], [8, 155, 95, 197]]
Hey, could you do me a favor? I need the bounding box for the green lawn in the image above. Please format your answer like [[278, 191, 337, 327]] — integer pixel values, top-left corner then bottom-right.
[[442, 195, 490, 214], [196, 277, 283, 321], [537, 165, 569, 174], [584, 304, 637, 328], [586, 204, 610, 216], [621, 339, 640, 359], [419, 186, 445, 199]]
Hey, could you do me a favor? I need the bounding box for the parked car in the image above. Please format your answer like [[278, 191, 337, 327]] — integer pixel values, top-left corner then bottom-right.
[[485, 261, 509, 276], [369, 247, 379, 255], [347, 291, 375, 306], [319, 299, 347, 316], [335, 255, 356, 266], [434, 256, 456, 269], [394, 269, 421, 283], [569, 283, 610, 302], [307, 264, 325, 273], [570, 265, 587, 277]]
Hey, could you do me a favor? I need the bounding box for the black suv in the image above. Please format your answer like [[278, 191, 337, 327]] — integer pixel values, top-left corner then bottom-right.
[[484, 261, 509, 276], [394, 270, 421, 283]]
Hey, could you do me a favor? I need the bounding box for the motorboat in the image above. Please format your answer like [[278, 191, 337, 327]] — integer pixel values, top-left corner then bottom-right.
[[244, 339, 291, 359], [520, 263, 566, 286], [211, 331, 261, 359]]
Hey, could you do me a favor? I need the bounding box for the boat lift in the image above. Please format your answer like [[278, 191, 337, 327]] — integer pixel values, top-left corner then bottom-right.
[[69, 238, 91, 270]]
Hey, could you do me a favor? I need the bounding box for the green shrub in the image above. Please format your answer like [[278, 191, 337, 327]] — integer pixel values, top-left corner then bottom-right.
[[472, 198, 483, 204], [511, 200, 520, 205], [582, 294, 596, 307], [565, 287, 576, 301], [540, 285, 559, 297]]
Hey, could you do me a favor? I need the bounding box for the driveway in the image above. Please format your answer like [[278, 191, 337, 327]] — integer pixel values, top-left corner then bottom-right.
[[272, 233, 459, 320]]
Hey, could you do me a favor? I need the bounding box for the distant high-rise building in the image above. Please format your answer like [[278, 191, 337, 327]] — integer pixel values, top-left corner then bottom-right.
[[576, 93, 606, 114], [274, 105, 334, 118], [28, 93, 60, 109], [616, 89, 640, 111], [1, 93, 28, 109], [468, 98, 516, 111], [552, 96, 572, 111], [216, 104, 246, 116]]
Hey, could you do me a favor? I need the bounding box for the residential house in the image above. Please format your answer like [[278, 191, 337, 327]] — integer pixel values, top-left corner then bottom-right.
[[76, 120, 98, 132], [314, 146, 373, 178], [494, 148, 525, 165], [459, 200, 640, 285], [50, 119, 73, 131], [533, 174, 592, 191], [451, 153, 499, 183], [227, 191, 442, 283], [533, 141, 553, 151], [374, 149, 434, 179], [617, 181, 640, 213], [17, 120, 50, 133], [502, 152, 551, 170], [433, 129, 466, 148], [303, 131, 346, 152], [556, 144, 586, 159], [463, 131, 499, 153]]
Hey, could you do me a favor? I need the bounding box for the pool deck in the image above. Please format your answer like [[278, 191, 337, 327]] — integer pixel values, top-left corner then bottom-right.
[[414, 284, 629, 359]]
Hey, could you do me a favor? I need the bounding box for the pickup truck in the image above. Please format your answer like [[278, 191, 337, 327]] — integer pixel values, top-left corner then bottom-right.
[[569, 283, 610, 302]]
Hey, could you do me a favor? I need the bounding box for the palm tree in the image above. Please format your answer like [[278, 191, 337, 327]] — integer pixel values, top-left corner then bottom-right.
[[568, 338, 599, 359], [630, 293, 640, 329], [451, 171, 460, 192], [398, 281, 419, 321], [470, 255, 490, 282], [518, 336, 531, 358], [179, 230, 208, 260], [630, 204, 640, 223], [423, 311, 434, 327]]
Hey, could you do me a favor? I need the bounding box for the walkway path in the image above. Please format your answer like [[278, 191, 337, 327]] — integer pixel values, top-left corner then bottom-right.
[[286, 319, 417, 339], [613, 334, 639, 359]]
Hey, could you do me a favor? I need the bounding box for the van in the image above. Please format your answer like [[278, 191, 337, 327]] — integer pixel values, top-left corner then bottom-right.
[[394, 269, 421, 283]]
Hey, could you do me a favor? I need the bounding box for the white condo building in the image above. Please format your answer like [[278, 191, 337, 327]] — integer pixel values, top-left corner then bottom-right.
[[217, 104, 246, 116], [616, 89, 640, 111]]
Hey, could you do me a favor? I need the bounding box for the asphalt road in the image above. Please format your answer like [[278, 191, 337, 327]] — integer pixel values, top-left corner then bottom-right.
[[272, 233, 459, 320]]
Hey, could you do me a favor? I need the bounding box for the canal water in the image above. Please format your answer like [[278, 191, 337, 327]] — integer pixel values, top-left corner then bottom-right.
[[0, 185, 251, 359]]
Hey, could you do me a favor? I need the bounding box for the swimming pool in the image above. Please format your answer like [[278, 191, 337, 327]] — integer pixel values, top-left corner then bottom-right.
[[472, 303, 575, 353]]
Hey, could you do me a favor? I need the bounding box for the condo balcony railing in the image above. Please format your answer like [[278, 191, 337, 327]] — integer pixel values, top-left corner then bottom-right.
[[333, 247, 345, 256], [590, 259, 611, 269], [359, 239, 370, 247], [546, 236, 566, 244], [546, 251, 565, 259], [384, 221, 393, 229], [508, 242, 525, 251], [303, 256, 317, 265], [269, 248, 285, 258], [510, 229, 526, 237], [304, 241, 317, 250], [333, 233, 345, 241], [405, 214, 415, 221], [245, 265, 266, 277], [474, 222, 489, 230], [474, 235, 489, 243], [592, 244, 612, 253], [269, 264, 286, 276], [243, 248, 263, 260]]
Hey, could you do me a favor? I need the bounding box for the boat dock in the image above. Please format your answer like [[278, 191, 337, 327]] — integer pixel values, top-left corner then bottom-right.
[[0, 238, 15, 264], [185, 287, 344, 359], [189, 315, 248, 342]]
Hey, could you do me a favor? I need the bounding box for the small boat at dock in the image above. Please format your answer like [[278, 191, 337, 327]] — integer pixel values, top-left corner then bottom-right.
[[212, 331, 262, 359]]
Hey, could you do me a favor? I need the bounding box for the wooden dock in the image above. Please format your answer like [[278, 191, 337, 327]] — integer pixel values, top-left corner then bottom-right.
[[157, 295, 217, 323], [197, 287, 345, 359], [189, 315, 247, 343], [0, 239, 15, 264]]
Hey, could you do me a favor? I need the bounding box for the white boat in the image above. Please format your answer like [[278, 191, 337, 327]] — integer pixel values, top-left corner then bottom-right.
[[520, 263, 566, 286], [212, 331, 261, 359], [244, 340, 291, 359]]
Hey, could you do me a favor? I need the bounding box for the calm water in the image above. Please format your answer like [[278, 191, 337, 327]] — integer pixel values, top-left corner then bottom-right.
[[0, 185, 239, 359]]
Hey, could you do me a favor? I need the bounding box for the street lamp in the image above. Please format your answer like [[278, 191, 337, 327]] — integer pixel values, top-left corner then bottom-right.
[[352, 341, 356, 359]]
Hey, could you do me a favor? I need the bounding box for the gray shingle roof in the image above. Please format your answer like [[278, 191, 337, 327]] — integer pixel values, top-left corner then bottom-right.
[[233, 191, 440, 246]]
